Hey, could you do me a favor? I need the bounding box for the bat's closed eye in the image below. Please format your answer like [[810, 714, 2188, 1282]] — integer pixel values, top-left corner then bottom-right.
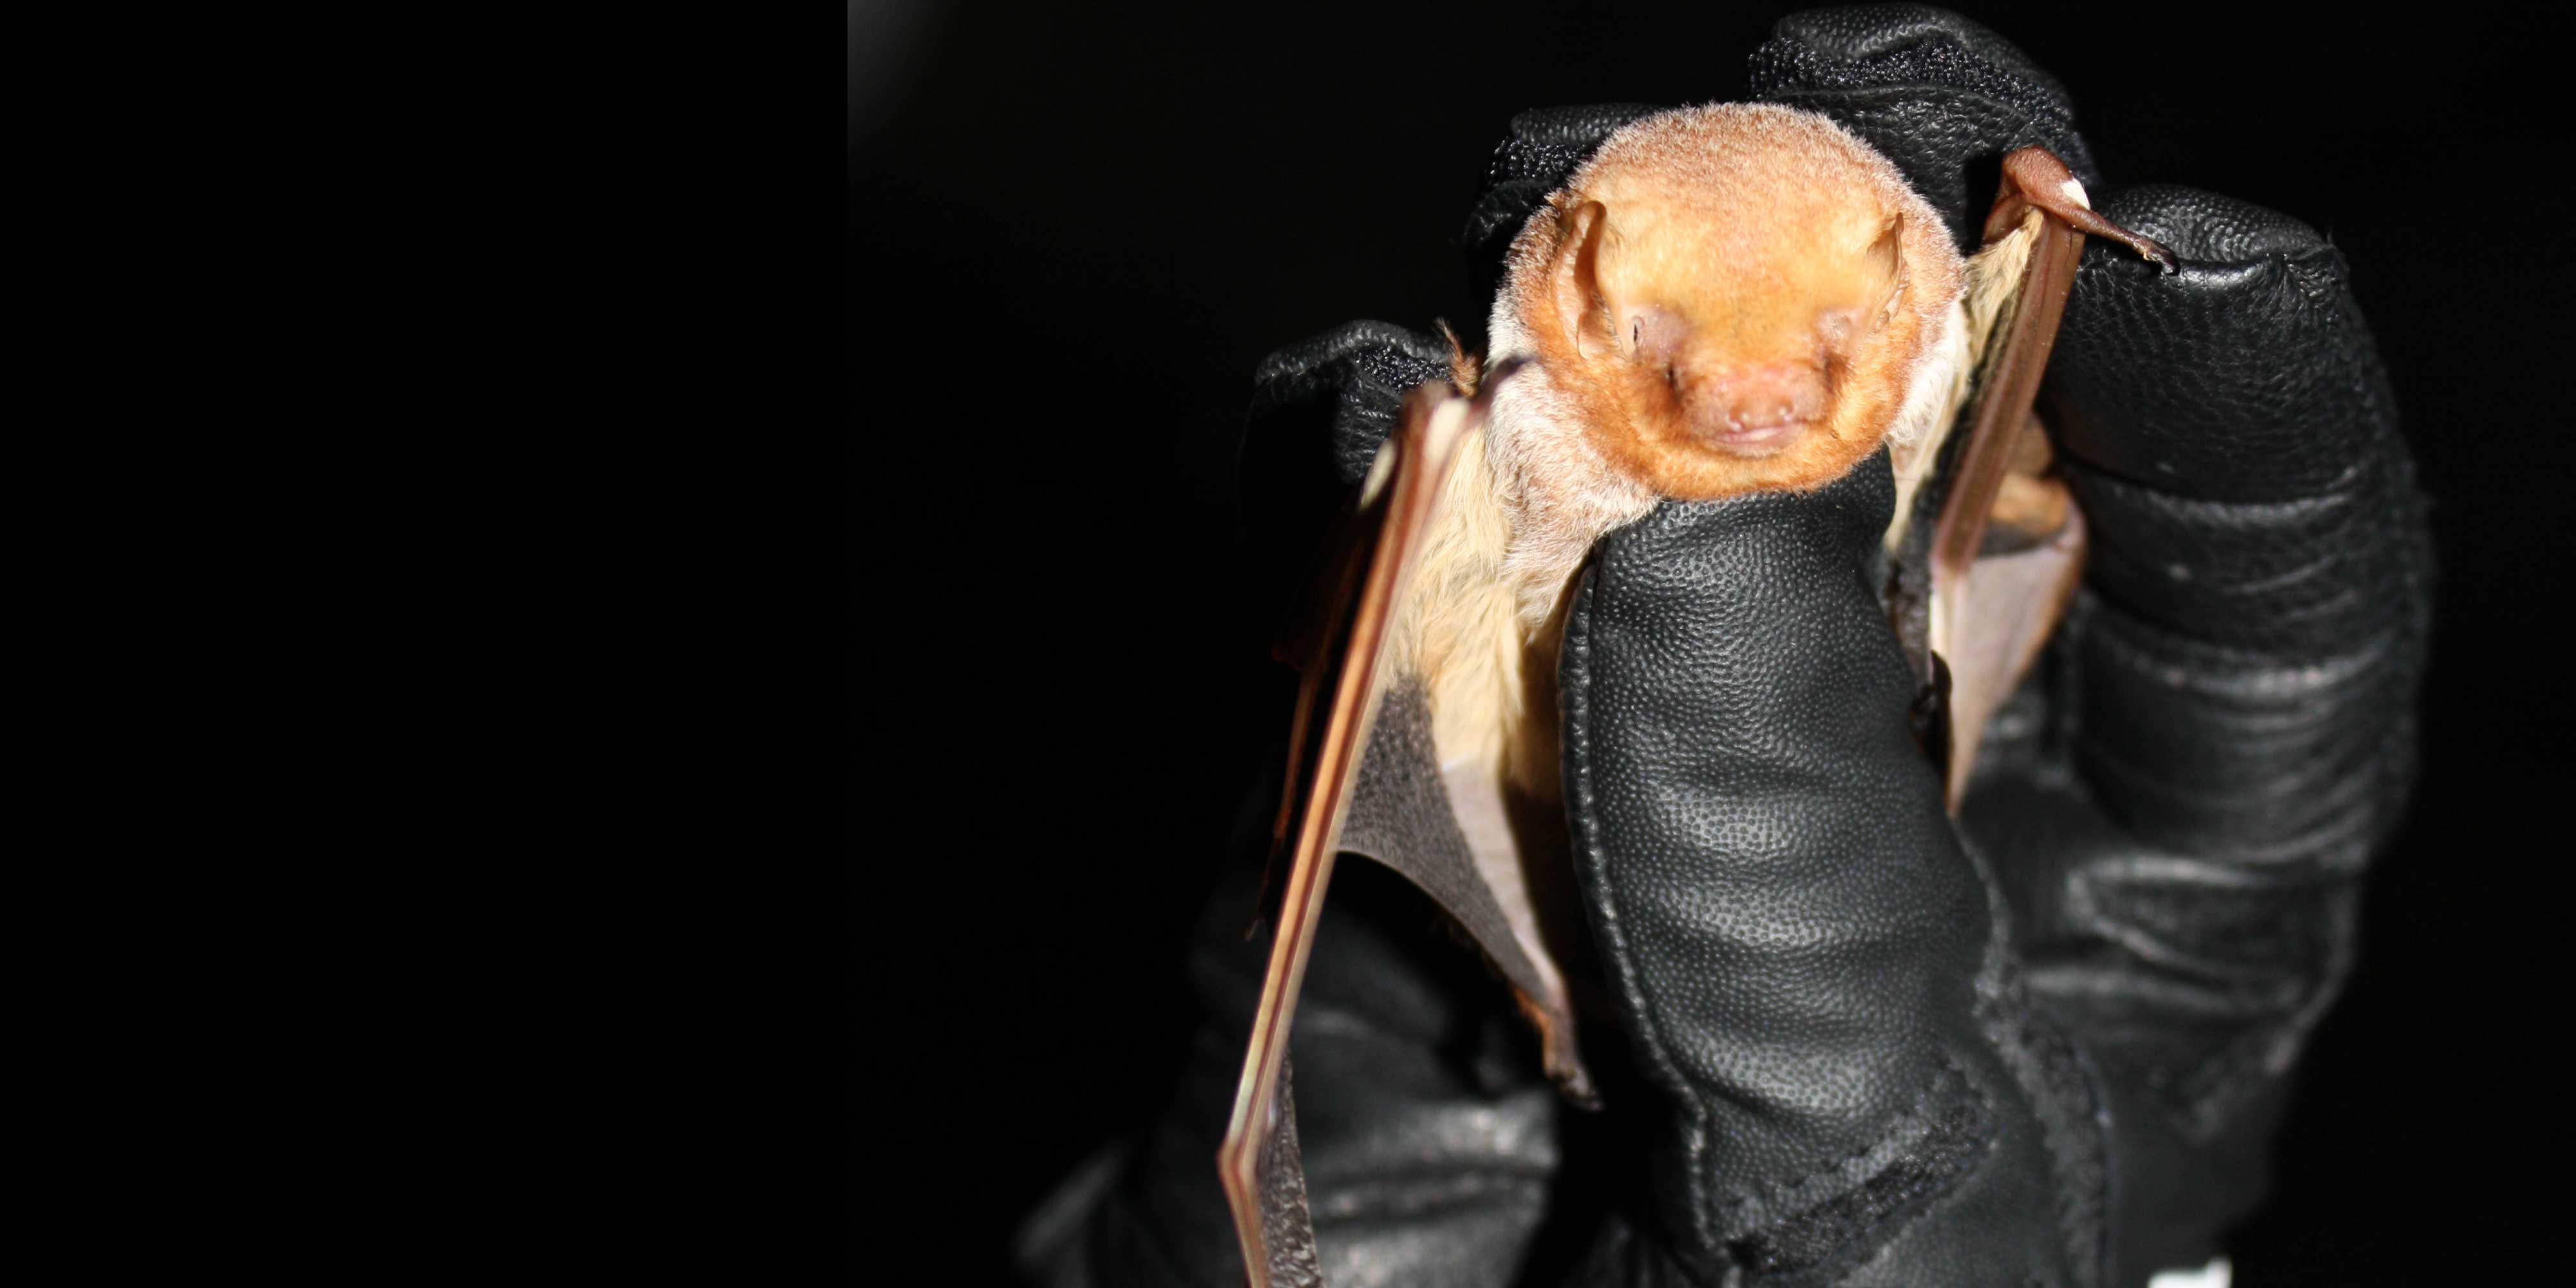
[[1817, 308, 1859, 350]]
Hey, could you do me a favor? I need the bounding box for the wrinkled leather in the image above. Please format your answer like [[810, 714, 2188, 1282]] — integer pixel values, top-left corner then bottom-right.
[[1024, 853, 1571, 1288], [1022, 6, 2428, 1286], [1967, 176, 2430, 1283], [1748, 5, 2099, 253]]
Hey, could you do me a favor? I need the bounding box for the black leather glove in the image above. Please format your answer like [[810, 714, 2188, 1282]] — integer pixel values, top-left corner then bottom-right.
[[1019, 8, 2429, 1287]]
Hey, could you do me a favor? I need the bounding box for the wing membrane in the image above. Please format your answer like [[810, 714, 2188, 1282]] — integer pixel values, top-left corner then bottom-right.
[[1929, 147, 2172, 809], [1219, 384, 1484, 1288]]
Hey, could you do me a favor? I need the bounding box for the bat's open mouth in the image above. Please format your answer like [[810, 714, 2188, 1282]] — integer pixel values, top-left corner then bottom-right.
[[1696, 417, 1806, 456]]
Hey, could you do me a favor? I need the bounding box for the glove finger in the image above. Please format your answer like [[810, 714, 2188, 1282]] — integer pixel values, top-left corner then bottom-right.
[[1237, 321, 1461, 631], [2039, 185, 2432, 860], [1949, 191, 2430, 1285], [1561, 456, 2086, 1283]]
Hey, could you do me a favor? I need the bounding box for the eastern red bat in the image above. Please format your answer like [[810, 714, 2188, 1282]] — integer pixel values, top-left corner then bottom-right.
[[1484, 104, 1964, 562], [1219, 102, 2171, 1288]]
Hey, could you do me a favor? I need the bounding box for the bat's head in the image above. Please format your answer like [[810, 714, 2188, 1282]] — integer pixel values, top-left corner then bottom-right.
[[1503, 104, 1964, 499]]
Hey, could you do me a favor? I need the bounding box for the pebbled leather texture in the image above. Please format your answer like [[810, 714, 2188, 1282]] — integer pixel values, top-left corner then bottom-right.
[[1560, 460, 2091, 1287], [1022, 6, 2429, 1287]]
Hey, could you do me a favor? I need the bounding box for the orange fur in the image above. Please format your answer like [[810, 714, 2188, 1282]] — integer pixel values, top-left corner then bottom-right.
[[1498, 104, 1965, 499]]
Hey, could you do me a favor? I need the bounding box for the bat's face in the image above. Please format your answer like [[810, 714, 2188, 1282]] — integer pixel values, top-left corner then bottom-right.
[[1586, 195, 1903, 460], [1506, 104, 1964, 501]]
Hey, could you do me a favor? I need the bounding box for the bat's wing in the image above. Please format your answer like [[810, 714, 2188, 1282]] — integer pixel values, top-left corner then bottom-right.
[[1219, 383, 1485, 1288], [1918, 147, 2172, 810]]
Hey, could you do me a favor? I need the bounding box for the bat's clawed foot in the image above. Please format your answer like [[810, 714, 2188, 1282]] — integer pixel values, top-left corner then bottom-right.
[[1985, 147, 2178, 273]]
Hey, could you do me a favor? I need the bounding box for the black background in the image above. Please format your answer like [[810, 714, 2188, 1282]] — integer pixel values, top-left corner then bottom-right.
[[848, 3, 2573, 1282]]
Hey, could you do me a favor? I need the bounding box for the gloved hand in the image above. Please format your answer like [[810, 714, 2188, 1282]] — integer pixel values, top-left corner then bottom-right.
[[1018, 8, 2430, 1287]]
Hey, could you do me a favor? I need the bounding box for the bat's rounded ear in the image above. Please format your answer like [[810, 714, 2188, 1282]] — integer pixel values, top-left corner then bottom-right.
[[1550, 200, 1614, 355], [1865, 213, 1906, 325]]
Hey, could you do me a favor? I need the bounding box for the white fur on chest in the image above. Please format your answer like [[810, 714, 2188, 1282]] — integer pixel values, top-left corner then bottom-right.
[[1480, 304, 1660, 626]]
